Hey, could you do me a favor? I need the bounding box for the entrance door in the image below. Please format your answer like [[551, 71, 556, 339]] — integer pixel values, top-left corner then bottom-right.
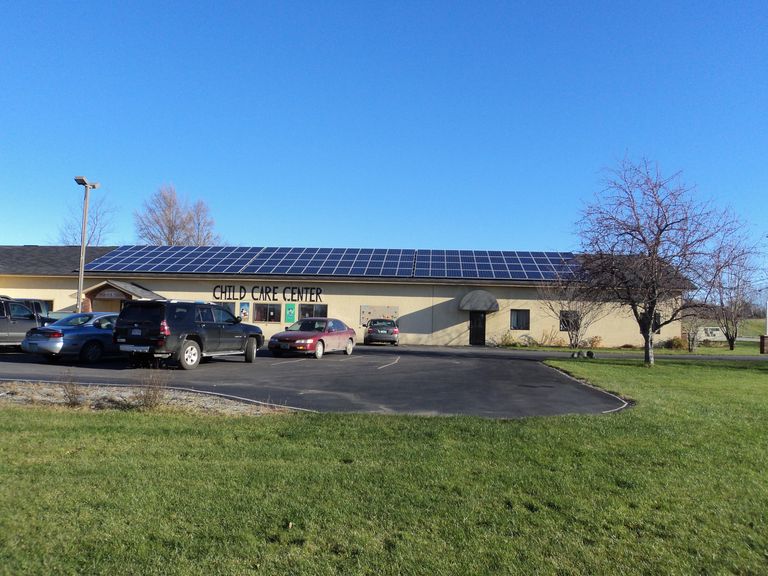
[[469, 311, 486, 346]]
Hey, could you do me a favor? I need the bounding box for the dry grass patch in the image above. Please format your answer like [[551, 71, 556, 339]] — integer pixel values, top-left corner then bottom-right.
[[0, 380, 288, 416]]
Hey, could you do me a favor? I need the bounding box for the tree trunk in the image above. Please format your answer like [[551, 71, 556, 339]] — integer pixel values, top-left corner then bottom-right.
[[727, 337, 736, 351], [643, 331, 655, 366]]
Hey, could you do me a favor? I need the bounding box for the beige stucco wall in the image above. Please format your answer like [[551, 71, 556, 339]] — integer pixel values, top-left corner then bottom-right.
[[1, 274, 682, 347], [0, 276, 83, 312]]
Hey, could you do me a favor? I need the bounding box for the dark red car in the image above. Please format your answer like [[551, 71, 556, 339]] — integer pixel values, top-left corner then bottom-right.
[[267, 317, 356, 359]]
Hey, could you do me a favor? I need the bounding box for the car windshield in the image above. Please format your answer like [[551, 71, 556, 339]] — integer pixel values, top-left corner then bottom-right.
[[52, 314, 94, 327], [288, 320, 327, 332], [370, 319, 396, 327]]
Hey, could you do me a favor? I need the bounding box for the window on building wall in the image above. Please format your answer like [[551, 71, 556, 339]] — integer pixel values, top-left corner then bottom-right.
[[221, 302, 236, 316], [653, 312, 662, 334], [559, 310, 581, 332], [510, 309, 530, 330], [300, 304, 328, 318], [254, 303, 282, 323]]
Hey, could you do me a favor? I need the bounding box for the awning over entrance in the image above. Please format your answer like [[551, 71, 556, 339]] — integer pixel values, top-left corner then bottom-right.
[[459, 290, 499, 312], [76, 280, 165, 302]]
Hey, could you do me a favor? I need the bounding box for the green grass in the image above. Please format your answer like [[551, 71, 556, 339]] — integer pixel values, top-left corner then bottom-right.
[[1, 359, 768, 575], [504, 339, 762, 355], [741, 318, 767, 338]]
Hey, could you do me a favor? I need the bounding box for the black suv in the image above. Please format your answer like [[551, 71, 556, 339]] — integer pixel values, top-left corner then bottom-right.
[[114, 300, 264, 369]]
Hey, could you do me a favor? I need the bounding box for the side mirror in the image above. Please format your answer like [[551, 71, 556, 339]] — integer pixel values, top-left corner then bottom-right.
[[235, 316, 242, 324]]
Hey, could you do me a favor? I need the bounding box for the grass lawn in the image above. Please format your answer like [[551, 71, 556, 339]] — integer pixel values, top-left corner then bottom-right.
[[741, 318, 767, 339], [1, 359, 767, 575], [504, 339, 762, 355]]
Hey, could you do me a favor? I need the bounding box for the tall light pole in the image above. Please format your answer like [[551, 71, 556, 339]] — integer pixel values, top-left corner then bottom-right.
[[74, 176, 100, 313]]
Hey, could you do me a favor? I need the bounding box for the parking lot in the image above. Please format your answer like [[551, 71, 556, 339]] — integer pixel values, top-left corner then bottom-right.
[[0, 345, 626, 418]]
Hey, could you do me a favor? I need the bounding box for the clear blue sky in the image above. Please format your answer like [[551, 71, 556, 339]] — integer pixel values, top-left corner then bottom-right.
[[1, 1, 766, 254]]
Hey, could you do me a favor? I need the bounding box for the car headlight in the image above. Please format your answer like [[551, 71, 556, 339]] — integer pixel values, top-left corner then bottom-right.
[[295, 338, 314, 344], [269, 337, 278, 343]]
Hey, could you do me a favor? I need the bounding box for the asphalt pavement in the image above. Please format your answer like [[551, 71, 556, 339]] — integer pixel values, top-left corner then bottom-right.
[[0, 345, 631, 418]]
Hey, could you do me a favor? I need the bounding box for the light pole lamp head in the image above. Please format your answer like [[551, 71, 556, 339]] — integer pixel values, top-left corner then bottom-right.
[[74, 176, 100, 189]]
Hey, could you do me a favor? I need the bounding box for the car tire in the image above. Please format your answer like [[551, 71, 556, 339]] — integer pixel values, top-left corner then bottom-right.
[[314, 341, 324, 359], [179, 340, 201, 370], [245, 338, 257, 363], [80, 341, 103, 363], [344, 339, 354, 355]]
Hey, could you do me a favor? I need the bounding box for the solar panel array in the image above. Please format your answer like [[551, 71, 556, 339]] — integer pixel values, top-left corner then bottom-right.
[[414, 250, 578, 280], [85, 246, 578, 281]]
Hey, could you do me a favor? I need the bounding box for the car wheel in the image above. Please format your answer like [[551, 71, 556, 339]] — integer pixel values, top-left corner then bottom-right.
[[79, 341, 103, 363], [179, 340, 201, 370], [314, 341, 324, 359], [364, 338, 370, 345], [245, 338, 257, 363], [392, 341, 399, 346], [344, 339, 354, 355]]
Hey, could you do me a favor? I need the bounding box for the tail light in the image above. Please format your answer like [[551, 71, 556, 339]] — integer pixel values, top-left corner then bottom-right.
[[159, 320, 171, 337], [367, 327, 374, 334], [44, 330, 64, 339], [393, 327, 399, 334]]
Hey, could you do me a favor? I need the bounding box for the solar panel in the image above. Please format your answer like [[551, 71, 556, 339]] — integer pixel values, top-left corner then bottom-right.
[[84, 246, 577, 281]]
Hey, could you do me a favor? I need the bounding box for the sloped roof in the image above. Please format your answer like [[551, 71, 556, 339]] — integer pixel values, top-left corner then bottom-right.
[[83, 279, 165, 300], [0, 246, 117, 276]]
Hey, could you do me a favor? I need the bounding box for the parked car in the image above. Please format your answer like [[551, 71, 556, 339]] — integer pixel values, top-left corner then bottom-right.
[[21, 312, 120, 363], [14, 298, 51, 317], [364, 318, 400, 346], [268, 317, 355, 359], [113, 300, 264, 369], [0, 297, 47, 347]]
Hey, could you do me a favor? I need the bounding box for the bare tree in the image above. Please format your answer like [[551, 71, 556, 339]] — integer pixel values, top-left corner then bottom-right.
[[188, 200, 221, 245], [710, 244, 756, 350], [134, 186, 220, 246], [680, 302, 711, 352], [537, 274, 613, 348], [57, 194, 116, 246], [577, 158, 747, 365]]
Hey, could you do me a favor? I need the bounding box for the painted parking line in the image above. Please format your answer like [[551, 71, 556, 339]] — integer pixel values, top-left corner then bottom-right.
[[271, 358, 308, 366], [377, 356, 401, 370]]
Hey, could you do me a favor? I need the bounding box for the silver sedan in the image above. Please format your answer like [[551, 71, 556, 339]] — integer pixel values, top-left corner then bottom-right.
[[22, 312, 120, 363]]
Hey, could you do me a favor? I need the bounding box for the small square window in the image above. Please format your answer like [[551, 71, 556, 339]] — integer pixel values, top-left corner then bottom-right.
[[300, 304, 328, 318], [254, 304, 282, 323], [510, 309, 530, 330]]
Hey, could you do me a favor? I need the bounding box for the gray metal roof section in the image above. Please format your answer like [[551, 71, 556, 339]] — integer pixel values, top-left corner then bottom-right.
[[0, 246, 117, 276]]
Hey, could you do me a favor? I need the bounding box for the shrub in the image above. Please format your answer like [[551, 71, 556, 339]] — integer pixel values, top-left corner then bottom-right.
[[61, 371, 84, 407], [132, 369, 169, 409], [539, 329, 565, 347], [583, 335, 603, 349], [498, 331, 518, 347], [519, 334, 539, 347], [664, 336, 686, 350]]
